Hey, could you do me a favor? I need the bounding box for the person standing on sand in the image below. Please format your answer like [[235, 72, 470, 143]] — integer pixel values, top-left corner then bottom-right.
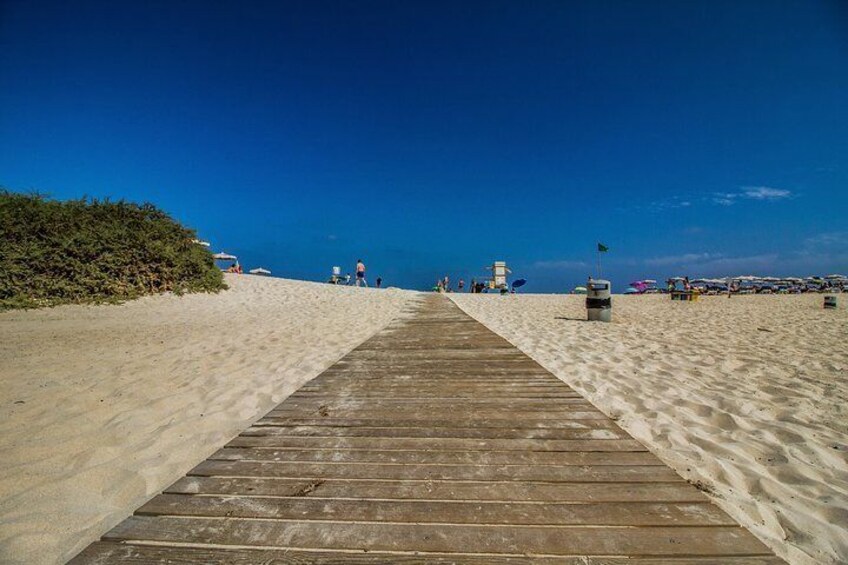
[[355, 259, 367, 287], [376, 276, 382, 288], [458, 278, 465, 291]]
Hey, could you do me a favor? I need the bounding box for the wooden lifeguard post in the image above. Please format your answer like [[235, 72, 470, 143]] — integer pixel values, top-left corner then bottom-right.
[[486, 260, 511, 290]]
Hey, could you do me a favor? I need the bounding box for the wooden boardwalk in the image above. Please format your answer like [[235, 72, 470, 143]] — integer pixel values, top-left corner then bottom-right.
[[71, 295, 782, 564]]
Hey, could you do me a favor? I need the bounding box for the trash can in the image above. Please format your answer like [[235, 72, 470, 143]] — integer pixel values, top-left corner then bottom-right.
[[824, 295, 837, 309], [586, 279, 612, 322]]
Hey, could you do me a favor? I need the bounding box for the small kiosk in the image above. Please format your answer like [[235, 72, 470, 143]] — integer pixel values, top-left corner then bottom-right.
[[328, 266, 350, 285], [487, 261, 511, 291]]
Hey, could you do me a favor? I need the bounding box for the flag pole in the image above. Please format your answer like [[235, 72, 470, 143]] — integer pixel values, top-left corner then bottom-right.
[[597, 244, 601, 279]]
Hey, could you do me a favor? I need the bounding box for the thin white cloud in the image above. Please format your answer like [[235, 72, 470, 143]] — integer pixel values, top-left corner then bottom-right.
[[803, 231, 847, 248], [697, 254, 779, 273], [643, 186, 794, 211], [713, 186, 792, 206], [741, 186, 792, 200], [645, 252, 721, 266], [644, 252, 780, 274], [533, 259, 588, 270], [640, 234, 845, 277], [712, 193, 737, 206]]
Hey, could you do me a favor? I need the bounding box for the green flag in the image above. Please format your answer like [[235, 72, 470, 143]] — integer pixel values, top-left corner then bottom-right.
[[597, 242, 609, 252]]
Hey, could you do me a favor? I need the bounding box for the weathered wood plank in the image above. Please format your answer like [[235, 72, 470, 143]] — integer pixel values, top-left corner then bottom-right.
[[68, 541, 588, 564], [289, 392, 585, 398], [245, 424, 628, 440], [103, 516, 772, 556], [209, 447, 664, 465], [68, 543, 788, 565], [236, 417, 619, 429], [310, 373, 560, 380], [138, 494, 736, 526], [188, 460, 683, 482], [264, 410, 610, 420], [226, 436, 648, 451], [276, 400, 598, 410], [165, 476, 710, 502]]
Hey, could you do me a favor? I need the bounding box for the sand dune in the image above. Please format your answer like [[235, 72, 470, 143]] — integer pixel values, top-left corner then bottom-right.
[[0, 275, 418, 565], [451, 292, 848, 565]]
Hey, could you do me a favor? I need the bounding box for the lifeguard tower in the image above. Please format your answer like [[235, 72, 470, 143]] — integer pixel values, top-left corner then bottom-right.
[[486, 261, 511, 290], [327, 266, 350, 285]]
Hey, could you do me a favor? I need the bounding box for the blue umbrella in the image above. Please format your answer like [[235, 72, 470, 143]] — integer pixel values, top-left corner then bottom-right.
[[512, 279, 527, 289]]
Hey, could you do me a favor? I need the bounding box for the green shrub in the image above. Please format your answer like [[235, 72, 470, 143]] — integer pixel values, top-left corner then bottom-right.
[[0, 190, 226, 309]]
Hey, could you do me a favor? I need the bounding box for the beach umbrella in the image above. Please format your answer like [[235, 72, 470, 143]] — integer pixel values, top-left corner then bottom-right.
[[572, 286, 587, 295], [249, 267, 271, 276], [623, 287, 640, 294], [212, 252, 237, 261], [826, 274, 846, 279], [512, 279, 527, 289], [192, 239, 211, 247]]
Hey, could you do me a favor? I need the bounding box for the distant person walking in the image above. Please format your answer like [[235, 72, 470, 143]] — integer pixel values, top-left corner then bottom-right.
[[443, 275, 450, 292], [376, 276, 382, 288], [355, 259, 367, 287], [458, 278, 465, 291]]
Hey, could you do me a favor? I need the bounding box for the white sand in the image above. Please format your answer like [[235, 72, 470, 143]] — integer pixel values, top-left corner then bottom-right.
[[0, 274, 418, 565], [451, 292, 848, 565]]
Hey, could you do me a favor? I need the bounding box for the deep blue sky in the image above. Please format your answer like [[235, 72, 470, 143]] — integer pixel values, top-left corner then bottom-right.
[[2, 1, 846, 291]]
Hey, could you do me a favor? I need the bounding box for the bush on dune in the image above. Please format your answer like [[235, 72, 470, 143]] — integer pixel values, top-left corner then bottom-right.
[[0, 190, 226, 310]]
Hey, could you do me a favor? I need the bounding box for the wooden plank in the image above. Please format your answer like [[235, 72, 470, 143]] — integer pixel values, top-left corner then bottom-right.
[[103, 516, 773, 556], [245, 424, 628, 440], [276, 399, 597, 409], [289, 391, 585, 398], [291, 390, 580, 397], [311, 372, 559, 380], [69, 541, 591, 564], [138, 494, 736, 526], [590, 559, 785, 565], [226, 436, 648, 451], [165, 476, 710, 502], [263, 410, 610, 420], [69, 543, 787, 565], [189, 460, 682, 482], [209, 447, 664, 465], [235, 417, 620, 429]]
